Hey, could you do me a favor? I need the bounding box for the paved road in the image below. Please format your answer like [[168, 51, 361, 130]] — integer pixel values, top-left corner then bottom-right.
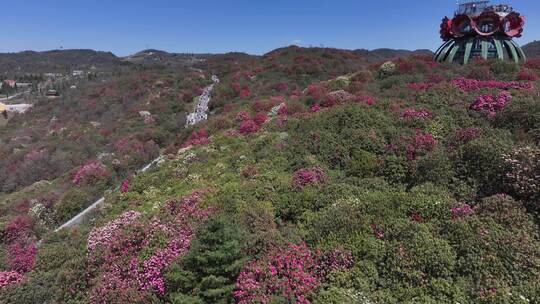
[[185, 75, 219, 127], [55, 75, 220, 231], [0, 90, 30, 102]]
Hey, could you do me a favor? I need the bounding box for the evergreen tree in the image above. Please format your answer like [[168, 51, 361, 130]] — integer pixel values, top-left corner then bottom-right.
[[166, 216, 247, 304]]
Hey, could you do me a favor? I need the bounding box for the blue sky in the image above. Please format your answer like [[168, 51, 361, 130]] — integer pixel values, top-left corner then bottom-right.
[[4, 0, 540, 56]]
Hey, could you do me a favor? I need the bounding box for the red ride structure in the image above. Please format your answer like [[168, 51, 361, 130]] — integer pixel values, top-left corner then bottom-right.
[[434, 1, 526, 64]]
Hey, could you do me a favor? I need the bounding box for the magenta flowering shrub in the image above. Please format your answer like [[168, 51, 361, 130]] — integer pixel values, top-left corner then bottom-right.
[[240, 87, 251, 98], [273, 82, 289, 92], [234, 243, 353, 304], [310, 104, 321, 113], [470, 91, 511, 117], [0, 271, 23, 289], [87, 190, 212, 302], [251, 99, 280, 113], [120, 179, 130, 193], [355, 95, 377, 105], [292, 166, 327, 189], [397, 130, 438, 161], [87, 210, 142, 252], [7, 241, 37, 273], [277, 104, 288, 115], [269, 96, 286, 104], [371, 224, 385, 239], [236, 111, 251, 122], [304, 84, 327, 100], [114, 136, 144, 153], [2, 215, 33, 243], [253, 112, 268, 126], [314, 249, 354, 278], [408, 82, 432, 91], [137, 230, 192, 294], [239, 120, 261, 135], [182, 129, 210, 147], [400, 108, 432, 120], [410, 213, 424, 223], [452, 127, 481, 145], [451, 77, 533, 92], [72, 161, 110, 186], [517, 69, 538, 81], [451, 203, 474, 219], [231, 83, 241, 95]]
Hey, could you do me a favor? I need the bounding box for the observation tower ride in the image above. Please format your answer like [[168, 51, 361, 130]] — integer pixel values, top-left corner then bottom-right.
[[434, 1, 526, 64]]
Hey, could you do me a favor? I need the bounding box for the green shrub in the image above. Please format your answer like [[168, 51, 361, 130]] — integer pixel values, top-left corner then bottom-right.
[[165, 216, 247, 304], [53, 186, 96, 224], [453, 130, 513, 196], [346, 149, 378, 178]]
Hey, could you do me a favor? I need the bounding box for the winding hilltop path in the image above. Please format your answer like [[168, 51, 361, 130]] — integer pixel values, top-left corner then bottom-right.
[[54, 75, 220, 232], [186, 75, 219, 127]]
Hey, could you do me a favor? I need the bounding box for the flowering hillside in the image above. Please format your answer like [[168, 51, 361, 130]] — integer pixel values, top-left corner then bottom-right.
[[2, 49, 540, 303], [0, 67, 210, 268]]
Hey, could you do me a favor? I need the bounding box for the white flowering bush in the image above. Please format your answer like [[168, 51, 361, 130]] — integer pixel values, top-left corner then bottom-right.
[[503, 146, 540, 204], [378, 61, 396, 79]]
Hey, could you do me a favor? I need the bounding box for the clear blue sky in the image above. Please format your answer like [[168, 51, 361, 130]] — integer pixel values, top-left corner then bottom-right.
[[4, 0, 540, 56]]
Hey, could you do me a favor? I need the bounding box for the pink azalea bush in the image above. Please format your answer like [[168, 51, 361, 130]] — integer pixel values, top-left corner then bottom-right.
[[292, 166, 327, 189], [355, 95, 377, 105], [451, 203, 474, 219], [0, 271, 23, 289], [7, 241, 37, 273], [182, 129, 210, 147], [240, 87, 251, 98], [400, 108, 432, 120], [273, 82, 289, 92], [470, 91, 511, 117], [304, 84, 326, 100], [2, 215, 33, 243], [410, 213, 424, 223], [87, 190, 212, 302], [87, 210, 142, 252], [310, 104, 321, 113], [253, 112, 268, 126], [403, 130, 438, 161], [517, 69, 538, 81], [234, 243, 353, 304], [451, 77, 533, 92], [72, 161, 110, 186], [236, 111, 251, 122], [239, 120, 261, 134], [452, 127, 481, 144], [120, 179, 130, 193], [277, 104, 288, 115], [371, 224, 385, 239], [408, 82, 432, 91]]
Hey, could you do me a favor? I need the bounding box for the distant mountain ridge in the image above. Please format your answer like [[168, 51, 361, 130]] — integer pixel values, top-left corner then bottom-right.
[[522, 41, 540, 58], [121, 49, 213, 67], [354, 48, 434, 62], [0, 46, 435, 76], [0, 49, 124, 75]]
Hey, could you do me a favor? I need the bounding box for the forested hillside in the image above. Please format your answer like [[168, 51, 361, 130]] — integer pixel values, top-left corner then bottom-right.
[[1, 47, 540, 303]]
